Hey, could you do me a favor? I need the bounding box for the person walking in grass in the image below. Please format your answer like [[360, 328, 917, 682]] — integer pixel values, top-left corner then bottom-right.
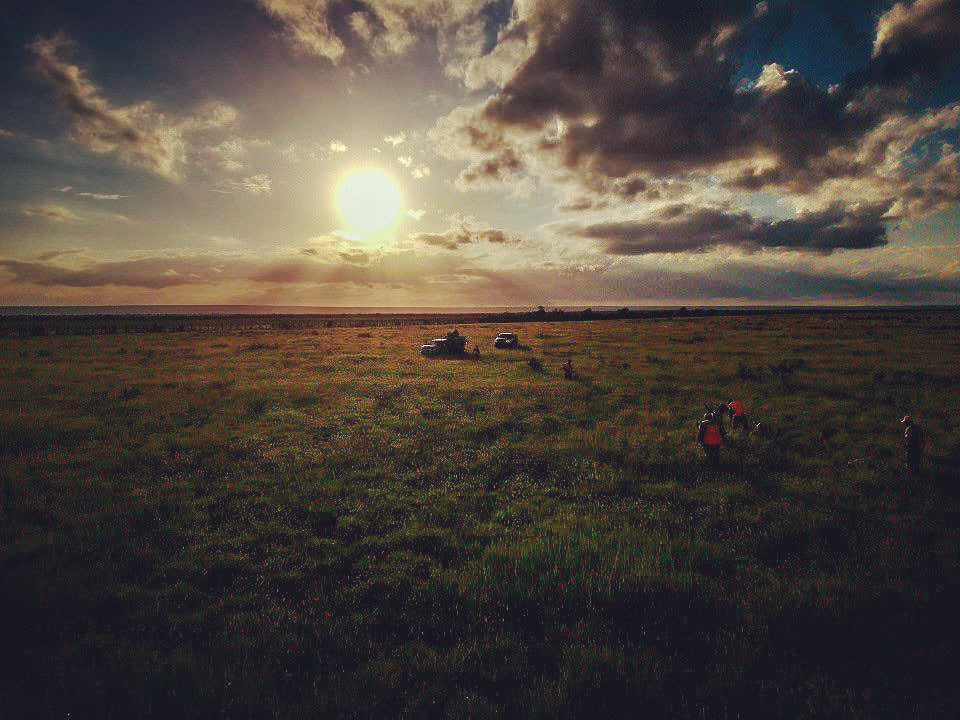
[[562, 358, 574, 380], [901, 414, 925, 475], [726, 399, 749, 432], [698, 408, 726, 469]]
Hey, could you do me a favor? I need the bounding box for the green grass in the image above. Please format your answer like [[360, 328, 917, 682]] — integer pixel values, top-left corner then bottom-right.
[[1, 313, 959, 718]]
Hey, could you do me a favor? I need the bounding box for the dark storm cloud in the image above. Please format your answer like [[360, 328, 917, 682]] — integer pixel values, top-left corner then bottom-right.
[[476, 0, 801, 176], [861, 0, 960, 89], [566, 202, 891, 255], [439, 0, 960, 210]]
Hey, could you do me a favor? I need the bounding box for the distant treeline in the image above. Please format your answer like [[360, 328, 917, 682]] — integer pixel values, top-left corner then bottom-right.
[[0, 305, 954, 337]]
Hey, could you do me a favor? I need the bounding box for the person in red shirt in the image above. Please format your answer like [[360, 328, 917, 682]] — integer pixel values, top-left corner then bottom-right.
[[698, 409, 726, 468], [726, 400, 749, 432]]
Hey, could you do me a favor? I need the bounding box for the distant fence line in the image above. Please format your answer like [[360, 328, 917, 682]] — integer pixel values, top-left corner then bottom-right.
[[0, 306, 953, 338]]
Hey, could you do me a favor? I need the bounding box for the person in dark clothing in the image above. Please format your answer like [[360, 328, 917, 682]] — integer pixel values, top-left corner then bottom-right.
[[713, 404, 727, 437], [698, 409, 726, 469], [562, 358, 574, 380], [901, 415, 925, 474]]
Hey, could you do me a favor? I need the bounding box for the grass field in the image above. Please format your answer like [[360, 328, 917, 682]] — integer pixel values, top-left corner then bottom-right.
[[1, 312, 959, 719]]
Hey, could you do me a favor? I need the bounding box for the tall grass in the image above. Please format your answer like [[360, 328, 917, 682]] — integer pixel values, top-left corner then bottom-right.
[[1, 313, 959, 718]]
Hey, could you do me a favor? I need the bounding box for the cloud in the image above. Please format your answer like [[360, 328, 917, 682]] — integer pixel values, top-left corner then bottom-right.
[[411, 219, 520, 250], [442, 17, 535, 90], [431, 0, 960, 235], [212, 139, 247, 171], [397, 155, 412, 166], [29, 34, 236, 180], [338, 249, 370, 265], [197, 137, 270, 172], [76, 192, 127, 200], [35, 249, 84, 262], [3, 246, 958, 305], [456, 148, 525, 188], [255, 0, 345, 61], [50, 186, 128, 201], [406, 208, 426, 220], [466, 2, 768, 176], [279, 142, 318, 163], [871, 0, 960, 83], [255, 0, 490, 63], [412, 232, 470, 250], [0, 257, 210, 289], [411, 165, 431, 179], [20, 203, 81, 223], [0, 247, 507, 292], [384, 131, 406, 146], [0, 128, 17, 139], [215, 174, 273, 195], [329, 140, 348, 153], [563, 202, 891, 255]]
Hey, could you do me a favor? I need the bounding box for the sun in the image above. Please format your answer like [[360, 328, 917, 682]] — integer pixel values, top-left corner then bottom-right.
[[334, 168, 402, 238]]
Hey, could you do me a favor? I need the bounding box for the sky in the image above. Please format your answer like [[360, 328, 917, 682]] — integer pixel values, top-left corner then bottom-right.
[[1, 0, 959, 307]]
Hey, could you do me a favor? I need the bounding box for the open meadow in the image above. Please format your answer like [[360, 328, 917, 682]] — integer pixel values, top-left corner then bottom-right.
[[1, 311, 959, 719]]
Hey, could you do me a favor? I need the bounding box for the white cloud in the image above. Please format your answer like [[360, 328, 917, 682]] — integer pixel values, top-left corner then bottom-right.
[[203, 138, 247, 171], [329, 140, 348, 153], [397, 155, 413, 167], [254, 0, 490, 63], [442, 17, 534, 91], [215, 174, 273, 195], [29, 34, 236, 180], [280, 141, 326, 163], [21, 203, 81, 223], [255, 0, 347, 61], [384, 131, 406, 146], [76, 192, 127, 200]]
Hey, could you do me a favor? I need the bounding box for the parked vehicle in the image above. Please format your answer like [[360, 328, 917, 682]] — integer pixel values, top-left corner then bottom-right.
[[494, 332, 519, 349], [419, 329, 468, 357]]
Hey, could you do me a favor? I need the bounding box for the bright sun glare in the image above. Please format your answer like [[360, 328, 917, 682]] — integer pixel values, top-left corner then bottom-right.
[[335, 168, 402, 238]]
